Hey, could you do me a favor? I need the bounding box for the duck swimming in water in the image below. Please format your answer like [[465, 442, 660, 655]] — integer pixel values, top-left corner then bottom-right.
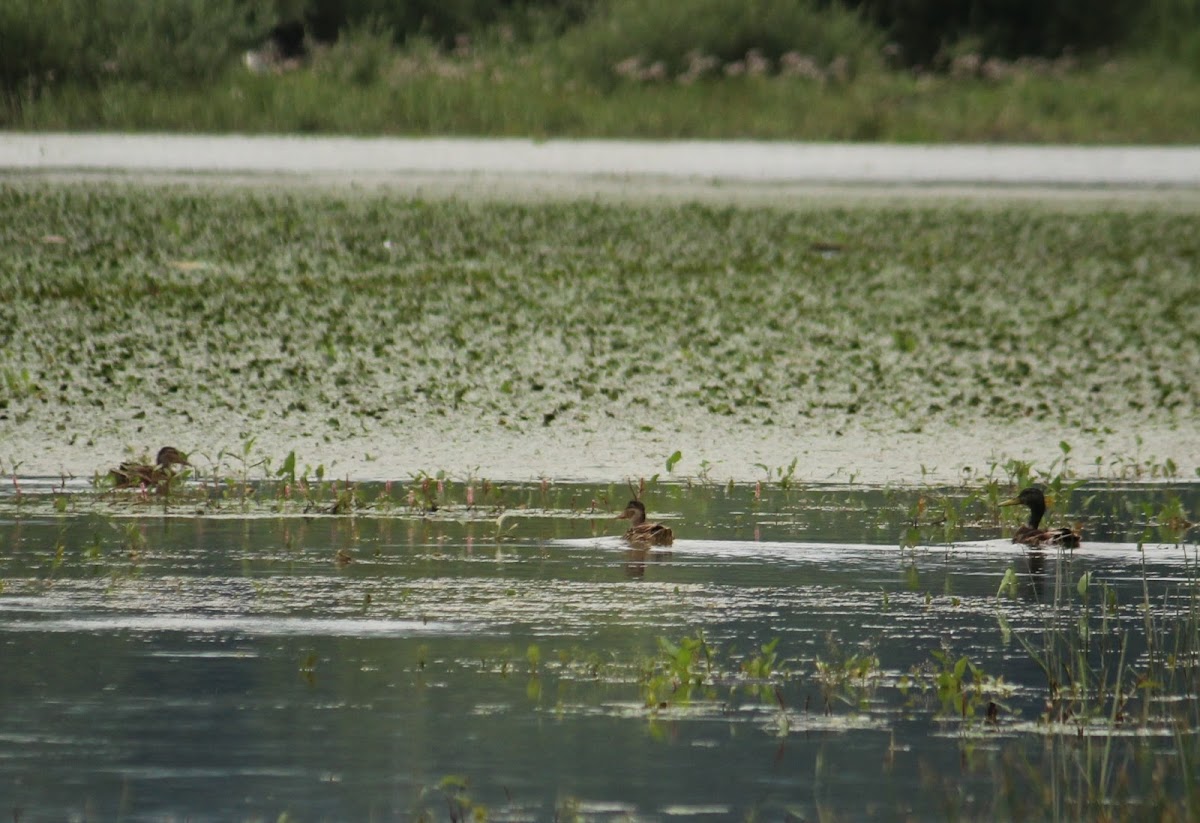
[[999, 487, 1080, 548], [108, 446, 190, 489], [617, 500, 674, 547]]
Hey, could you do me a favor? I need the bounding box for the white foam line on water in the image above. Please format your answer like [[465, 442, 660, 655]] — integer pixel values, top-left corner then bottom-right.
[[661, 804, 734, 817], [950, 539, 1195, 561], [0, 613, 469, 637], [555, 536, 1195, 564], [145, 649, 260, 659], [5, 134, 1200, 185], [558, 536, 979, 567]]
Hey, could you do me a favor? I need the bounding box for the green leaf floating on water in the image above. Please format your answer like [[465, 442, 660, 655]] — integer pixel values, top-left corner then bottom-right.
[[997, 567, 1018, 599]]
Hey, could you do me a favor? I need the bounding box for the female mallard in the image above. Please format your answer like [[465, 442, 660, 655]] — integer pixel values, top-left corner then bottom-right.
[[108, 446, 190, 489], [617, 500, 674, 547], [999, 487, 1080, 548]]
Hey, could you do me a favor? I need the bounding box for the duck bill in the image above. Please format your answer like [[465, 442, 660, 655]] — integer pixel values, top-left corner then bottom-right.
[[616, 511, 631, 520], [998, 497, 1020, 507]]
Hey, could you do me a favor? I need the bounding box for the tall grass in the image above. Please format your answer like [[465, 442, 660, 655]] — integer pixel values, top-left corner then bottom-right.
[[8, 55, 1200, 142], [989, 539, 1200, 820], [2, 0, 1200, 140], [555, 0, 882, 87], [0, 0, 273, 95]]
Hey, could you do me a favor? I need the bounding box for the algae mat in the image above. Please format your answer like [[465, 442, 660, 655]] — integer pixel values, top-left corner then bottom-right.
[[0, 182, 1197, 483]]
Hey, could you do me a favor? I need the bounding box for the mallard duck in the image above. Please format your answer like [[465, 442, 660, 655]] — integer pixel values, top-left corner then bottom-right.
[[617, 500, 674, 547], [108, 446, 190, 489], [999, 487, 1080, 548]]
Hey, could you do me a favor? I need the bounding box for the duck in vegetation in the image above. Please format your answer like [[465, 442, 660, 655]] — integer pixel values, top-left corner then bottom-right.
[[999, 487, 1080, 548], [617, 500, 674, 547], [108, 446, 190, 489]]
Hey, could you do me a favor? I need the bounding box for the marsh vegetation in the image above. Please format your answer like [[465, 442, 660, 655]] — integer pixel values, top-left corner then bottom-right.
[[1, 469, 1197, 820], [1, 177, 1199, 818], [2, 182, 1198, 483]]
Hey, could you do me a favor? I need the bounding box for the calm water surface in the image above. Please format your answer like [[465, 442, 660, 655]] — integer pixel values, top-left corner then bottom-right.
[[1, 480, 1197, 821]]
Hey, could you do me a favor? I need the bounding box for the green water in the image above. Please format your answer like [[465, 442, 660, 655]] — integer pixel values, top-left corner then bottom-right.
[[1, 480, 1197, 820]]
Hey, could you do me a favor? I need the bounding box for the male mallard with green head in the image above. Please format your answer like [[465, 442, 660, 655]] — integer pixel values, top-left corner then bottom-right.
[[108, 446, 190, 489], [999, 487, 1080, 548], [617, 500, 674, 547]]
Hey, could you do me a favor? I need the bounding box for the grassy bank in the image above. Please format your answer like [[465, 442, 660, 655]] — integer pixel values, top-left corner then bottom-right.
[[7, 54, 1200, 142], [3, 0, 1200, 142]]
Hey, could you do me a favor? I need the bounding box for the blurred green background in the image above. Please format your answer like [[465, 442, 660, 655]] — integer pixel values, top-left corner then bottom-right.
[[3, 0, 1199, 140]]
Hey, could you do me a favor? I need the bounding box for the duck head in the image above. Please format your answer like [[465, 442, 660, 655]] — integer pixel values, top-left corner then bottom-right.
[[155, 446, 191, 468], [617, 500, 646, 526]]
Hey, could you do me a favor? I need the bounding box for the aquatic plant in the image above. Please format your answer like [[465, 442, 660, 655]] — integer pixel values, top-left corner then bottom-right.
[[665, 449, 682, 474], [995, 547, 1200, 746], [3, 186, 1199, 490], [754, 457, 800, 491], [409, 471, 445, 513], [641, 631, 715, 708], [741, 637, 782, 681], [813, 632, 882, 711], [415, 774, 489, 823], [905, 648, 1010, 723], [739, 637, 791, 708], [1141, 494, 1196, 545], [274, 449, 297, 485], [0, 366, 37, 402], [987, 733, 1200, 822]]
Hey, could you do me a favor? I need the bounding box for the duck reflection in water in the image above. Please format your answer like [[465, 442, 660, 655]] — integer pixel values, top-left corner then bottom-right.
[[1024, 547, 1045, 576], [623, 546, 673, 579]]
